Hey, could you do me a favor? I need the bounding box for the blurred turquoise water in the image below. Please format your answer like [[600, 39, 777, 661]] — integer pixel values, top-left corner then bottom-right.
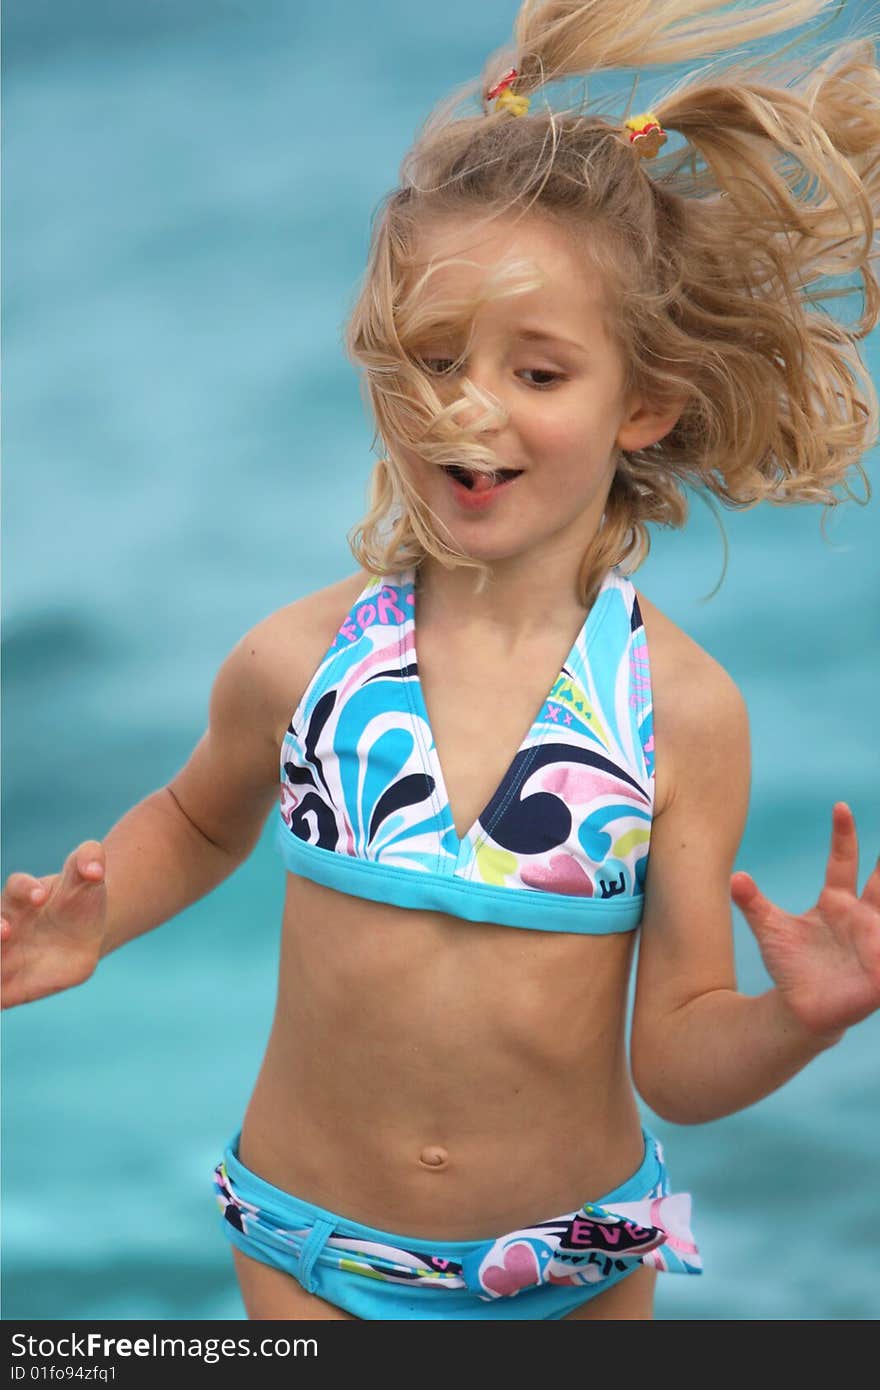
[[3, 0, 879, 1321]]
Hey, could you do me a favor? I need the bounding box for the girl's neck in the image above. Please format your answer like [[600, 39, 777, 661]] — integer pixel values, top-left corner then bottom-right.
[[413, 542, 600, 648]]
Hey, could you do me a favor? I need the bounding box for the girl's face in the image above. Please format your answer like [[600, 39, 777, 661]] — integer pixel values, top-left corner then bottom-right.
[[399, 213, 677, 568]]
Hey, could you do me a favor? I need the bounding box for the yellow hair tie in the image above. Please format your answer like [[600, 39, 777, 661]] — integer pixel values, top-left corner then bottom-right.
[[487, 67, 530, 117], [497, 88, 531, 116], [624, 111, 668, 160]]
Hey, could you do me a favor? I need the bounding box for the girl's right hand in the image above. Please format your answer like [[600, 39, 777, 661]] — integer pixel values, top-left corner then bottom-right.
[[1, 842, 108, 1009]]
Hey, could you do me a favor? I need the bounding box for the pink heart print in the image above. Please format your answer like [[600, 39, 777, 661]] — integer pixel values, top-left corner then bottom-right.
[[482, 1242, 541, 1296]]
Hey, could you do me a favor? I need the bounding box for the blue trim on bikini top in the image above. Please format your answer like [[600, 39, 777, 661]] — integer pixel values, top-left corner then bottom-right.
[[274, 825, 645, 933]]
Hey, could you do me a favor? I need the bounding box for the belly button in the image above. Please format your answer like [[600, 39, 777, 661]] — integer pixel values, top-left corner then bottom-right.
[[418, 1144, 449, 1169]]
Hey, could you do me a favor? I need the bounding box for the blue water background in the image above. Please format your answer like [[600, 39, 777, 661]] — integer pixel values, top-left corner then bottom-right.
[[3, 0, 879, 1320]]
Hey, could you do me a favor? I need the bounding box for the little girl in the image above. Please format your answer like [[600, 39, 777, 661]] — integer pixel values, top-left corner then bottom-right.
[[4, 0, 880, 1321]]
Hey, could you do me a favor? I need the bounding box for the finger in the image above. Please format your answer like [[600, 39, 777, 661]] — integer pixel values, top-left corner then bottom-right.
[[2, 873, 49, 908], [61, 842, 106, 889], [77, 841, 105, 879], [730, 871, 781, 936], [824, 802, 859, 897], [860, 852, 880, 914]]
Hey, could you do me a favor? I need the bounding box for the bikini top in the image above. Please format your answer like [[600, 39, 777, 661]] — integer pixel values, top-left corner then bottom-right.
[[276, 564, 655, 935]]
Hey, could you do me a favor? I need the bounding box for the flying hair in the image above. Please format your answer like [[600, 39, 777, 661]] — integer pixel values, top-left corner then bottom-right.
[[343, 0, 880, 607]]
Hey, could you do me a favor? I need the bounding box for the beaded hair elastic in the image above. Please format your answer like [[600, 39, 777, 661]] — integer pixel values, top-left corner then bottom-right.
[[486, 67, 668, 160]]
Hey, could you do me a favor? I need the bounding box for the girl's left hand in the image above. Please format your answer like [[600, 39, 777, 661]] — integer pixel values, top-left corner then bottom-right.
[[730, 802, 880, 1045]]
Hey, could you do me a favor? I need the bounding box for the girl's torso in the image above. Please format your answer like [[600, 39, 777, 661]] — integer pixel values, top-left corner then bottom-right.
[[239, 565, 700, 1239]]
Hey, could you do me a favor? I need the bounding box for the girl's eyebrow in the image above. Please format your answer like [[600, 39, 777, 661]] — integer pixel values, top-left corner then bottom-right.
[[415, 325, 591, 356], [514, 328, 590, 355]]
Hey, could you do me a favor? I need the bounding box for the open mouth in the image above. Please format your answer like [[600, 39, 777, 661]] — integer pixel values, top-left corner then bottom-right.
[[441, 464, 523, 491]]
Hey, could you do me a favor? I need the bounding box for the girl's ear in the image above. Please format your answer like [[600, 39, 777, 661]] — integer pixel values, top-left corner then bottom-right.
[[614, 391, 689, 453]]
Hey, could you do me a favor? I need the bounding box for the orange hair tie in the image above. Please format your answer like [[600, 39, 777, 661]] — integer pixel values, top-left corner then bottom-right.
[[624, 111, 668, 160]]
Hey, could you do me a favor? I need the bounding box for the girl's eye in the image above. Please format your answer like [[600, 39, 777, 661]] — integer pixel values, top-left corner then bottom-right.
[[520, 369, 564, 389], [420, 359, 564, 389]]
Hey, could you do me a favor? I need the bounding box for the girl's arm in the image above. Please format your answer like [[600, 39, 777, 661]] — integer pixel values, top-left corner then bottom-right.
[[1, 609, 292, 1007], [100, 606, 293, 956], [629, 656, 876, 1125]]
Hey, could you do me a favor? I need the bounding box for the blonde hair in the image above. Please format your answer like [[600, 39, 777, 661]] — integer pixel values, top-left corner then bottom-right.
[[344, 0, 880, 609]]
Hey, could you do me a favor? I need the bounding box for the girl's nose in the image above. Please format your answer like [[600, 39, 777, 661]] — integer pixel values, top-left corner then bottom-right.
[[453, 369, 508, 436]]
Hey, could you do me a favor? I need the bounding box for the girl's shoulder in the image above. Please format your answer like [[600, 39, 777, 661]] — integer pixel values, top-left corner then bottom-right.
[[633, 585, 748, 820], [632, 584, 719, 684], [253, 568, 375, 749], [164, 571, 371, 852]]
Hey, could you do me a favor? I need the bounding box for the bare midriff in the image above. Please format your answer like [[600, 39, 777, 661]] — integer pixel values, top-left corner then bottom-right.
[[238, 871, 645, 1240]]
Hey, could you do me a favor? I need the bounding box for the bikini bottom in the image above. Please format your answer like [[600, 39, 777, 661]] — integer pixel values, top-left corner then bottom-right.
[[213, 1124, 702, 1321]]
